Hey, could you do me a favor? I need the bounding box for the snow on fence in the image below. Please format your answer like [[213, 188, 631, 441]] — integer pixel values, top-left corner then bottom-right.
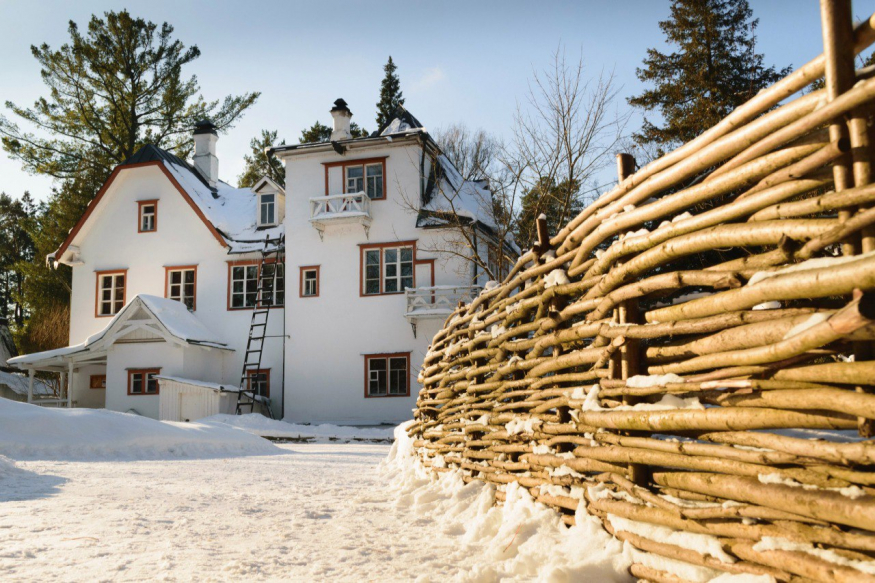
[[409, 8, 875, 582]]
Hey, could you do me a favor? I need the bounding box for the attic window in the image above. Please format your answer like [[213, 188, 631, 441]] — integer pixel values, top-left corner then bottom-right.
[[259, 193, 276, 226], [138, 200, 158, 233]]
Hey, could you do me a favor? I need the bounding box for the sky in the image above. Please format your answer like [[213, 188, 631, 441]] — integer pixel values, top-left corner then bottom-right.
[[0, 0, 846, 202]]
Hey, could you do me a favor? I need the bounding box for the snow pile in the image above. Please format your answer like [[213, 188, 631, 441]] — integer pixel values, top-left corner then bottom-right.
[[626, 374, 685, 388], [200, 413, 395, 442], [0, 399, 279, 461], [381, 423, 633, 581], [0, 454, 21, 479]]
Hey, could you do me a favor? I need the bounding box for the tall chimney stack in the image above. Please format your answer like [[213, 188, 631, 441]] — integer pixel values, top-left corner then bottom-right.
[[330, 99, 353, 141], [193, 119, 219, 188]]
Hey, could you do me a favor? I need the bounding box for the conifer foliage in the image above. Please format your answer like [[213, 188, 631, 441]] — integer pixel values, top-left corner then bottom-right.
[[298, 120, 368, 144], [376, 56, 405, 128], [238, 130, 286, 188], [628, 0, 788, 153]]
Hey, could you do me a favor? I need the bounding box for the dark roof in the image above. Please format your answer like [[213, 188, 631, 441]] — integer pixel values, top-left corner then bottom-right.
[[193, 119, 218, 135], [121, 144, 213, 192], [371, 106, 425, 137]]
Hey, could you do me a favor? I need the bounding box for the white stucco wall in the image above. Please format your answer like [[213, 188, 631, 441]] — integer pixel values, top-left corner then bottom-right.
[[65, 164, 285, 417], [282, 140, 474, 424]]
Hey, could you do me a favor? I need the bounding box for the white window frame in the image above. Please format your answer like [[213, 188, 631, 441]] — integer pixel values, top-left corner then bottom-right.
[[301, 268, 318, 297], [139, 202, 156, 232], [362, 245, 415, 296], [230, 264, 259, 309], [364, 163, 383, 200], [345, 165, 364, 194]]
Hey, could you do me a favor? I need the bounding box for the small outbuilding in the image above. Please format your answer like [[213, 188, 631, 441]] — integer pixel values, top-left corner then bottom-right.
[[156, 376, 240, 422]]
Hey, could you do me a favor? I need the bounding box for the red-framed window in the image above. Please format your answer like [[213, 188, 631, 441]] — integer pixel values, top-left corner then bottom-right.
[[300, 266, 320, 298], [128, 368, 160, 395], [165, 265, 197, 311], [246, 369, 270, 399], [364, 353, 410, 398], [95, 269, 127, 317], [227, 261, 285, 310], [360, 241, 416, 296], [323, 157, 387, 200], [138, 200, 158, 233]]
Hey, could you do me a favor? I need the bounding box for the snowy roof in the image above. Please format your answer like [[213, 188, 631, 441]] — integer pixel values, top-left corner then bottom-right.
[[373, 108, 426, 137], [418, 154, 497, 231], [8, 295, 231, 369], [0, 370, 53, 396], [161, 157, 284, 254], [55, 145, 283, 263]]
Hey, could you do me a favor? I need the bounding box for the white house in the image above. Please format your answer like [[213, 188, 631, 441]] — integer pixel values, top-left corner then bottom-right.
[[9, 100, 512, 425]]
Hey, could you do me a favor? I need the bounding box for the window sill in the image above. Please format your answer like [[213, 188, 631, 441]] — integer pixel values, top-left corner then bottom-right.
[[365, 393, 411, 399]]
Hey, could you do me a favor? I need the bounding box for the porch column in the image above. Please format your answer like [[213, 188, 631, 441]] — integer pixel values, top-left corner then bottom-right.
[[67, 361, 75, 408], [27, 369, 34, 404], [59, 371, 66, 409]]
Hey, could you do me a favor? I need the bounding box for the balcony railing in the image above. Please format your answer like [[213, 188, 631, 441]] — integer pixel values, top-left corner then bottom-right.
[[405, 286, 482, 322], [309, 192, 372, 239]]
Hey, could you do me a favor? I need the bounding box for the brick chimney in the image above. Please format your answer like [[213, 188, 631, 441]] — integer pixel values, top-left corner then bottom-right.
[[193, 119, 219, 188], [330, 99, 353, 141]]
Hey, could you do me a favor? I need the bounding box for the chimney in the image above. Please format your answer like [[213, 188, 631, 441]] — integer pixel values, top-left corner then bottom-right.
[[330, 98, 353, 141], [193, 119, 219, 188]]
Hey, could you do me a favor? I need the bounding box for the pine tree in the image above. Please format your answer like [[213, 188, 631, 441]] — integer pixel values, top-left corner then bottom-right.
[[515, 178, 583, 251], [299, 120, 368, 143], [376, 56, 405, 128], [238, 130, 286, 188], [0, 10, 259, 179], [0, 192, 35, 327], [628, 0, 789, 153]]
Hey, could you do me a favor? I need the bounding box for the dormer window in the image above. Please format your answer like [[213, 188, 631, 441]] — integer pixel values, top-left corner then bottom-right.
[[138, 200, 157, 233], [259, 193, 276, 226]]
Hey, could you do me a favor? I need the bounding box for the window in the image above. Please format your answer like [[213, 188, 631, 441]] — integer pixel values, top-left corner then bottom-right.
[[228, 262, 284, 309], [259, 193, 276, 226], [361, 243, 415, 296], [300, 266, 320, 297], [90, 375, 106, 389], [246, 369, 270, 399], [96, 270, 127, 317], [365, 354, 410, 397], [326, 157, 387, 200], [138, 200, 157, 233], [166, 266, 197, 310], [128, 369, 160, 395]]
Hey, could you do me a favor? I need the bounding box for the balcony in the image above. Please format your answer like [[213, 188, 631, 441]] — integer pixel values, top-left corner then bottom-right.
[[405, 286, 481, 335], [309, 192, 372, 239]]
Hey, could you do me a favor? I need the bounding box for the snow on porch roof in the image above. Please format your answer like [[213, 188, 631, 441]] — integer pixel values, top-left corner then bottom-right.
[[8, 295, 232, 370]]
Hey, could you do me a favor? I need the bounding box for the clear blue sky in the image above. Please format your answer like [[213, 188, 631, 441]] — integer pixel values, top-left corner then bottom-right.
[[0, 0, 852, 202]]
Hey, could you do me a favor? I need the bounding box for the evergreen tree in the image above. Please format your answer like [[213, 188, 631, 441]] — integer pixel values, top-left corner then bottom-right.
[[0, 10, 259, 179], [299, 120, 368, 143], [628, 0, 789, 153], [375, 56, 405, 128], [238, 130, 286, 188], [515, 178, 583, 251], [0, 192, 35, 327]]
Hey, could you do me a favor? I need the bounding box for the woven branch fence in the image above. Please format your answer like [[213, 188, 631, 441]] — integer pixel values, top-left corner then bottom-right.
[[408, 5, 875, 582]]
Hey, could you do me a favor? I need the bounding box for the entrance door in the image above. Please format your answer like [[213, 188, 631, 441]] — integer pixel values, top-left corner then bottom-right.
[[179, 393, 202, 422]]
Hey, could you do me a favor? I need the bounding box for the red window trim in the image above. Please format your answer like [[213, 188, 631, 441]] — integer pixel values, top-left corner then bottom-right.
[[89, 374, 106, 389], [364, 353, 411, 398], [299, 265, 320, 298], [164, 265, 198, 311], [245, 368, 270, 399], [137, 199, 158, 233], [226, 259, 284, 311], [94, 269, 128, 318], [127, 368, 161, 396], [322, 156, 387, 200], [359, 240, 418, 297]]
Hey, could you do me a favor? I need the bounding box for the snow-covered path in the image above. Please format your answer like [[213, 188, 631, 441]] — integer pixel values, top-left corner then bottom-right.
[[2, 443, 464, 581]]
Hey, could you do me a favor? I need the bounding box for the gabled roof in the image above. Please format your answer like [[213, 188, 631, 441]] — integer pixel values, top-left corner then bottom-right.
[[8, 295, 232, 370], [53, 145, 284, 266]]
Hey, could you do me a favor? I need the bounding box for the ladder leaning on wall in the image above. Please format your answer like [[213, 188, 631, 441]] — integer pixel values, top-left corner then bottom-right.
[[236, 233, 285, 419]]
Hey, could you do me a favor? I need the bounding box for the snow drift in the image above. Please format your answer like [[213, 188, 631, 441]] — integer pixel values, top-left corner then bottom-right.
[[200, 413, 395, 442], [0, 399, 280, 461]]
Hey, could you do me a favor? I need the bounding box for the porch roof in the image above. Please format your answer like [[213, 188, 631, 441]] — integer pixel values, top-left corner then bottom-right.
[[8, 294, 233, 371]]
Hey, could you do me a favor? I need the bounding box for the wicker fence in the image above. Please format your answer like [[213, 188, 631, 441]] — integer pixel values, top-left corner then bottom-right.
[[408, 5, 875, 582]]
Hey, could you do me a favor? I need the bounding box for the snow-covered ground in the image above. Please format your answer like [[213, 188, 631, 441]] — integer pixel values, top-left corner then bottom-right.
[[199, 413, 395, 443]]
